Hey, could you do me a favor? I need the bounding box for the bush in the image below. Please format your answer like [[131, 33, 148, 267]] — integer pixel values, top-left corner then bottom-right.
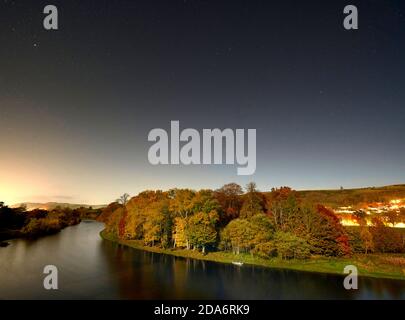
[[21, 218, 61, 237], [252, 241, 277, 259], [274, 232, 311, 260]]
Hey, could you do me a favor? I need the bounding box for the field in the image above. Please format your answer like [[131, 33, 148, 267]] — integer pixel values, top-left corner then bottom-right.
[[295, 184, 405, 208]]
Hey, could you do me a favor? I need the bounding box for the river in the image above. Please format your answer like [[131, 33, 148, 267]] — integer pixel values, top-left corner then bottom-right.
[[0, 221, 404, 299]]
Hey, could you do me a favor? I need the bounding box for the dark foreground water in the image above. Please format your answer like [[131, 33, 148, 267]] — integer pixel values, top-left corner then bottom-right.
[[0, 221, 404, 299]]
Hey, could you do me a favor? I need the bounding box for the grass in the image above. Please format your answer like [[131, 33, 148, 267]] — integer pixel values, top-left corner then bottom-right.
[[100, 230, 405, 281]]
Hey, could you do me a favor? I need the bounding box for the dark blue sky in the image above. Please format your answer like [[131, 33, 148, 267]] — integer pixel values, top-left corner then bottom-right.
[[1, 0, 405, 204]]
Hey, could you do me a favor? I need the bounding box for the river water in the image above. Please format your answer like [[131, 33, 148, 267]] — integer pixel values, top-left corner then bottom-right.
[[0, 221, 404, 299]]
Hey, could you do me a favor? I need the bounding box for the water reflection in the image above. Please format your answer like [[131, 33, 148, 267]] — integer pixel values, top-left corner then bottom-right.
[[0, 221, 404, 299], [100, 232, 405, 300]]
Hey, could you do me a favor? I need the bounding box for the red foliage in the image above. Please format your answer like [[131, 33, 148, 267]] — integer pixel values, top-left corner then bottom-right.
[[118, 210, 127, 239], [316, 205, 352, 256]]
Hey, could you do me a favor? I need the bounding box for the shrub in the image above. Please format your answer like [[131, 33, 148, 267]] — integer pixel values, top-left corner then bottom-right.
[[252, 241, 277, 259], [274, 231, 311, 260]]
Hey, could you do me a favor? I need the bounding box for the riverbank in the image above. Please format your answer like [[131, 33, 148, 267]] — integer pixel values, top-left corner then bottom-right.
[[0, 229, 22, 242], [101, 230, 405, 281]]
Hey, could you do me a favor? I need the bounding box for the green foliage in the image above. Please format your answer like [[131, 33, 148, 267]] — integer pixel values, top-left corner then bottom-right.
[[21, 217, 61, 237], [240, 183, 264, 218], [220, 214, 273, 254], [186, 210, 219, 253], [252, 241, 277, 259], [220, 218, 252, 254], [273, 231, 311, 260]]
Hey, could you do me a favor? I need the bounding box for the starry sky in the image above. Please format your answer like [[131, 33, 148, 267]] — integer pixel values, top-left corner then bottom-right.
[[1, 0, 405, 205]]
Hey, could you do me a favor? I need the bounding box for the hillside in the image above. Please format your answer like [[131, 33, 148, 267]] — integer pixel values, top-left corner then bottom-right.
[[295, 184, 405, 208], [11, 202, 106, 211]]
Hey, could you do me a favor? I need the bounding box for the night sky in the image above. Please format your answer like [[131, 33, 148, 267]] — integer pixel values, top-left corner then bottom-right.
[[1, 0, 405, 205]]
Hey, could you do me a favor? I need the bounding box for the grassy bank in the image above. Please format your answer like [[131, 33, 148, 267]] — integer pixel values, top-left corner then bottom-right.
[[100, 230, 405, 281]]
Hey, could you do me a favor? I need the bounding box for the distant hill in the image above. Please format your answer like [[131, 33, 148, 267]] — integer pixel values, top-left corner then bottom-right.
[[295, 184, 405, 208], [11, 202, 106, 211], [11, 184, 405, 212]]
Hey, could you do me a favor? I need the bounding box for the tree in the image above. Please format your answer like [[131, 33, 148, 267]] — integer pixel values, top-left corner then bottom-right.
[[143, 207, 165, 246], [169, 189, 195, 218], [98, 202, 122, 224], [190, 189, 220, 214], [307, 205, 351, 256], [247, 213, 275, 248], [160, 204, 173, 248], [399, 208, 405, 224], [252, 241, 277, 259], [240, 182, 264, 219], [353, 209, 367, 225], [221, 218, 252, 254], [273, 231, 311, 260], [266, 187, 300, 231], [0, 203, 27, 229], [359, 226, 374, 254], [220, 214, 274, 255], [370, 217, 403, 253], [173, 217, 188, 248], [384, 210, 400, 227], [186, 210, 219, 253], [116, 193, 130, 206], [214, 183, 243, 224]]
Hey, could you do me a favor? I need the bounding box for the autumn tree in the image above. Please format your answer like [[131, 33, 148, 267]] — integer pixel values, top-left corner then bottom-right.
[[103, 206, 125, 238], [240, 182, 264, 219], [221, 218, 252, 254], [173, 217, 188, 248], [273, 231, 311, 260], [143, 201, 169, 246], [353, 209, 367, 226], [359, 226, 374, 254], [307, 205, 351, 256], [190, 189, 221, 214], [370, 217, 403, 253], [116, 193, 130, 206], [221, 213, 274, 255], [384, 210, 400, 227], [186, 210, 219, 253], [214, 183, 243, 224], [169, 189, 195, 218], [266, 187, 301, 232], [125, 190, 167, 240]]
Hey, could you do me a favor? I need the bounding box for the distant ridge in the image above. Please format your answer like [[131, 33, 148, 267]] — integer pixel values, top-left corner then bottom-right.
[[294, 184, 405, 208], [11, 202, 106, 211]]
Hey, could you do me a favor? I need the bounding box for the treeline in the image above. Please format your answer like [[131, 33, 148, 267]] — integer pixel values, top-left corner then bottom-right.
[[0, 202, 101, 241], [102, 183, 405, 260]]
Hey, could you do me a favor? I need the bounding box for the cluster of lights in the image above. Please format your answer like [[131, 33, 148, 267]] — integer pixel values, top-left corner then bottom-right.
[[335, 199, 405, 228]]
